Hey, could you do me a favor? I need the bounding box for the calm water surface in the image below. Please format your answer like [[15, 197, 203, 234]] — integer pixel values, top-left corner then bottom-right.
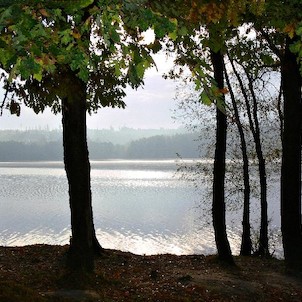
[[0, 160, 282, 256]]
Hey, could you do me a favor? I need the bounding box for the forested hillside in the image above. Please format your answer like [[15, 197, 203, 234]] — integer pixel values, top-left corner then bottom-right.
[[0, 126, 281, 161], [0, 129, 200, 161], [0, 127, 188, 144]]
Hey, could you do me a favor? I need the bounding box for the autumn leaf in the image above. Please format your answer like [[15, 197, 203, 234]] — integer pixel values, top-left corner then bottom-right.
[[283, 23, 297, 39], [39, 8, 49, 17], [219, 87, 229, 95], [72, 30, 81, 39]]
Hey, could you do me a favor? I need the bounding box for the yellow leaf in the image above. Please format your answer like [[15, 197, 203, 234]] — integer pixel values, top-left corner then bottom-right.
[[284, 23, 296, 39], [72, 31, 82, 39]]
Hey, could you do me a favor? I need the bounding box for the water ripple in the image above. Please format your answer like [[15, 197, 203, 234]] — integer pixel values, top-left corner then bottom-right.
[[0, 161, 283, 258]]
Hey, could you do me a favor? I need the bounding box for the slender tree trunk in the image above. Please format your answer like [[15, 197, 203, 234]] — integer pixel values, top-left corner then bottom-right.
[[281, 36, 302, 269], [246, 73, 269, 256], [254, 141, 268, 256], [229, 56, 269, 256], [240, 140, 252, 256], [211, 49, 234, 264], [61, 70, 102, 272], [224, 67, 252, 256]]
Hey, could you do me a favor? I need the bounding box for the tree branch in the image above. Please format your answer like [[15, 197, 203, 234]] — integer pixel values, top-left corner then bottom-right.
[[258, 28, 283, 59], [0, 85, 9, 116]]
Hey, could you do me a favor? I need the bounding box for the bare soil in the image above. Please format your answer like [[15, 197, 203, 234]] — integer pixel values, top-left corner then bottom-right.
[[0, 244, 302, 301]]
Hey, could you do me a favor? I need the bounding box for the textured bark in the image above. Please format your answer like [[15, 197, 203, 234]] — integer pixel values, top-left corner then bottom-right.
[[281, 37, 302, 269], [61, 70, 102, 272], [211, 49, 234, 264]]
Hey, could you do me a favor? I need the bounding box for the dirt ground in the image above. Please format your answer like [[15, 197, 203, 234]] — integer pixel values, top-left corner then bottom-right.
[[0, 244, 302, 301]]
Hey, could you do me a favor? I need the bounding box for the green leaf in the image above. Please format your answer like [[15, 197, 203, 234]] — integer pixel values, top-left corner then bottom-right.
[[153, 24, 166, 39], [109, 28, 120, 43], [178, 26, 188, 36], [168, 30, 177, 41], [136, 62, 145, 79], [289, 41, 302, 54], [77, 67, 89, 82], [216, 97, 226, 114], [33, 71, 43, 81], [59, 29, 73, 45], [0, 48, 14, 67], [114, 62, 122, 77], [201, 91, 212, 106], [296, 24, 302, 36]]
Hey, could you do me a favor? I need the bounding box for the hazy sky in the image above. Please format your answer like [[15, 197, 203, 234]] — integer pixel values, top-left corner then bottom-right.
[[0, 54, 183, 130]]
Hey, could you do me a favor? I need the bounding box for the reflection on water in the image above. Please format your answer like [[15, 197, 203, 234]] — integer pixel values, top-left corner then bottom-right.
[[0, 227, 242, 256], [0, 160, 282, 256]]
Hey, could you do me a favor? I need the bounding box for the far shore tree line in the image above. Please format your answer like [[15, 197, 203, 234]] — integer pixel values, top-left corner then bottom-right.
[[0, 132, 200, 160], [0, 124, 281, 161], [1, 0, 302, 273]]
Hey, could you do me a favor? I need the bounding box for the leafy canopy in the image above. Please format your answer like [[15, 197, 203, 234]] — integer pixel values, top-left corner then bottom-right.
[[0, 0, 176, 115], [150, 0, 302, 108]]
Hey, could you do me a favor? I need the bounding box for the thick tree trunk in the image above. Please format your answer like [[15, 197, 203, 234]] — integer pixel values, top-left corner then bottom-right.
[[61, 71, 102, 272], [211, 50, 234, 264], [281, 37, 302, 269]]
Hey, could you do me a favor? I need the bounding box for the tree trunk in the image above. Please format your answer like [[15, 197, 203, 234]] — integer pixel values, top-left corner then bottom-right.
[[240, 139, 252, 256], [255, 143, 268, 256], [246, 73, 269, 256], [61, 70, 102, 272], [211, 49, 234, 264], [281, 36, 302, 269], [224, 66, 252, 256], [229, 55, 269, 256]]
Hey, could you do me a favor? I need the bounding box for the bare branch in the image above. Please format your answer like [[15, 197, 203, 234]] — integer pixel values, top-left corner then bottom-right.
[[0, 85, 9, 116]]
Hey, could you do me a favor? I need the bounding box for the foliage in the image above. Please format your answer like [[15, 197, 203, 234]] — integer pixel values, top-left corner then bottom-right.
[[0, 0, 176, 115]]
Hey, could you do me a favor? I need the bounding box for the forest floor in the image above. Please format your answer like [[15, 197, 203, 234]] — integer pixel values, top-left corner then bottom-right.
[[1, 245, 302, 302]]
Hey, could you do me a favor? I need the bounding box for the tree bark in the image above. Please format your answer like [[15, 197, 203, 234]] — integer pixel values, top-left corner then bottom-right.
[[254, 142, 268, 256], [240, 138, 252, 256], [61, 70, 102, 272], [224, 66, 252, 256], [211, 49, 234, 264], [281, 36, 302, 269], [246, 72, 269, 256]]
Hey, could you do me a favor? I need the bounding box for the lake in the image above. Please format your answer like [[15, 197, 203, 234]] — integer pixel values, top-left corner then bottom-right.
[[0, 160, 282, 256]]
